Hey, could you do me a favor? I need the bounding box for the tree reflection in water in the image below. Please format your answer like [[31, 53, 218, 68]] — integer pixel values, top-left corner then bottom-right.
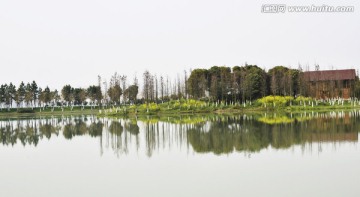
[[0, 111, 359, 156]]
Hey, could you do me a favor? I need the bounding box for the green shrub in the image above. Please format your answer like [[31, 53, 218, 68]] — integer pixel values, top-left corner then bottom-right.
[[257, 96, 291, 107], [295, 96, 313, 105], [17, 108, 35, 113]]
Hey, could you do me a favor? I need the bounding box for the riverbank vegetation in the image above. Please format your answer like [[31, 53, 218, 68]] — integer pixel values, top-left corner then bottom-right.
[[1, 64, 360, 115], [100, 96, 360, 116]]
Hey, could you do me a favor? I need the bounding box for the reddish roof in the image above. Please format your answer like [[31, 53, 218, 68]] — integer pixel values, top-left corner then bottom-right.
[[303, 69, 356, 81]]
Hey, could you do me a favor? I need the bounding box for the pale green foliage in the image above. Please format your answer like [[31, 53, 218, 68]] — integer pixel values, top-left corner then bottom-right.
[[258, 96, 291, 107], [139, 103, 160, 112], [295, 96, 312, 103], [257, 95, 314, 107], [165, 99, 206, 110]]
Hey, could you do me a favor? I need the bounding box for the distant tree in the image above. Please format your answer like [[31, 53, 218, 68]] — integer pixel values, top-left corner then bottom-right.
[[355, 77, 360, 99], [16, 81, 26, 107], [184, 70, 188, 99], [43, 86, 52, 106], [166, 76, 170, 98], [155, 75, 158, 101], [24, 83, 33, 107], [124, 85, 138, 104], [102, 80, 109, 105], [232, 66, 243, 102], [240, 65, 267, 102], [219, 67, 232, 101], [38, 88, 43, 107], [288, 69, 300, 97], [210, 74, 219, 101], [51, 89, 61, 106], [73, 88, 86, 105], [175, 76, 179, 99], [87, 85, 102, 106], [2, 84, 10, 109], [187, 69, 208, 99], [107, 72, 122, 105], [143, 70, 151, 104], [8, 83, 16, 109], [208, 66, 221, 101], [61, 85, 73, 105], [130, 74, 139, 104], [120, 75, 127, 104], [268, 66, 289, 95], [31, 81, 38, 107], [149, 75, 155, 101], [160, 76, 164, 101], [107, 84, 122, 105], [0, 85, 5, 110]]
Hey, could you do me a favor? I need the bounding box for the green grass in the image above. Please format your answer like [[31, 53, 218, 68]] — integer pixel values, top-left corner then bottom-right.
[[101, 104, 360, 118], [1, 97, 360, 118], [0, 106, 97, 117]]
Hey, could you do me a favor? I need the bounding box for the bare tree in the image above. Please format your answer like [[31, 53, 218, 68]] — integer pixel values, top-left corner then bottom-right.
[[184, 70, 188, 99], [177, 74, 181, 99], [160, 75, 164, 101], [143, 70, 151, 104], [108, 72, 122, 105], [154, 75, 158, 102], [166, 76, 169, 99], [120, 75, 127, 104]]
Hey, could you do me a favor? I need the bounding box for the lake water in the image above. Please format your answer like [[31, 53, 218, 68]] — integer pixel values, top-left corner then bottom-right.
[[1, 112, 360, 197]]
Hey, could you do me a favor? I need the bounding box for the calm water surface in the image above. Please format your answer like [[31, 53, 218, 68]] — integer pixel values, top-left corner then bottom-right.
[[1, 112, 360, 197]]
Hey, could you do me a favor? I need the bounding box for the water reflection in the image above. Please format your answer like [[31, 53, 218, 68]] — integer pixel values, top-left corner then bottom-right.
[[0, 111, 359, 156]]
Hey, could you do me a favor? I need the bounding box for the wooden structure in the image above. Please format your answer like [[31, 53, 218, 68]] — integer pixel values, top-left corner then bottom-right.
[[303, 69, 356, 99]]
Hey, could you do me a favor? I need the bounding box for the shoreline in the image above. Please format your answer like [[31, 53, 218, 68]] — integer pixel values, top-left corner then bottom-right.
[[1, 105, 359, 118]]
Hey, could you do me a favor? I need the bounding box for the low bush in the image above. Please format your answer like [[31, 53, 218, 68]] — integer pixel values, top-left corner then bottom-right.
[[17, 108, 35, 113]]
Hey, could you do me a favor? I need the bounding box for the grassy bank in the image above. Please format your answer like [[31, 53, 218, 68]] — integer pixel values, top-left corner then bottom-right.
[[1, 97, 360, 118], [100, 98, 360, 117], [0, 106, 97, 118]]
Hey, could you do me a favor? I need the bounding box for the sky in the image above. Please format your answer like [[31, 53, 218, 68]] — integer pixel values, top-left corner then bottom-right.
[[0, 0, 359, 90]]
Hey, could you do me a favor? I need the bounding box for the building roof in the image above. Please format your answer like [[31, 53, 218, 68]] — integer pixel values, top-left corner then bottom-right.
[[303, 69, 356, 81]]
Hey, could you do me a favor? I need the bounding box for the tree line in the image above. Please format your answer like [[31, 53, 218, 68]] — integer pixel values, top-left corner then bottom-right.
[[187, 65, 360, 102], [1, 64, 360, 110], [0, 72, 140, 110]]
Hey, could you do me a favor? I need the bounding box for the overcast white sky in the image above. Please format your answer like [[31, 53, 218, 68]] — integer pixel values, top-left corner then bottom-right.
[[0, 0, 359, 90]]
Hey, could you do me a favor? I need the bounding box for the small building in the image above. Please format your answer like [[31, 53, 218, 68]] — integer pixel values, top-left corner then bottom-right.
[[303, 69, 356, 99]]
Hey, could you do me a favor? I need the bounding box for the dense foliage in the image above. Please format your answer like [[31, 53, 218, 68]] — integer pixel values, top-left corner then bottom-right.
[[187, 65, 360, 103]]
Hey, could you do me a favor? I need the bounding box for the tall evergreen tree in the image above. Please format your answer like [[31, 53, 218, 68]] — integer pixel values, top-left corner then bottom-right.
[[31, 81, 38, 107], [8, 83, 16, 108], [24, 83, 33, 107], [16, 81, 26, 107]]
